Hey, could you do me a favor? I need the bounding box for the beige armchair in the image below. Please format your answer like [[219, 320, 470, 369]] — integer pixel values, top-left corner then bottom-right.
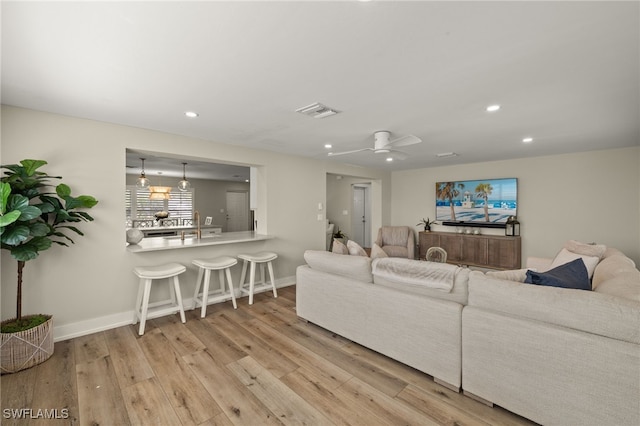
[[375, 226, 415, 259]]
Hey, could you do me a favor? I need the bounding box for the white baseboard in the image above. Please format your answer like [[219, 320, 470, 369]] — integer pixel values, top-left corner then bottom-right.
[[53, 276, 296, 342]]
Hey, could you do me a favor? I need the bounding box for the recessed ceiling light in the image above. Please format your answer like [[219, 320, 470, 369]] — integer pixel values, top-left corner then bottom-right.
[[184, 111, 199, 118], [436, 152, 458, 158], [324, 144, 332, 149], [386, 157, 393, 162], [522, 137, 533, 143], [486, 104, 501, 112]]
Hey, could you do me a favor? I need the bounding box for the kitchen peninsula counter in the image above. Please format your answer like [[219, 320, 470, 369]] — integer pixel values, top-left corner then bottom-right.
[[126, 231, 273, 253]]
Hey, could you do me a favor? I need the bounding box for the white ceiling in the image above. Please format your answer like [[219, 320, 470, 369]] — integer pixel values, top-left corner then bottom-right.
[[2, 1, 639, 172]]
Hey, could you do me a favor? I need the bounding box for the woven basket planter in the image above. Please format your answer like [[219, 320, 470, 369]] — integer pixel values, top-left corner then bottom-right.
[[1, 316, 54, 374]]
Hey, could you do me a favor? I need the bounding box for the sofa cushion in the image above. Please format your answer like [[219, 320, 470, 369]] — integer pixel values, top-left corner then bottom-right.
[[468, 271, 640, 344], [525, 258, 591, 291], [304, 250, 373, 283], [563, 239, 607, 259], [594, 272, 640, 302], [374, 264, 469, 305], [551, 248, 599, 278], [347, 240, 368, 257], [332, 239, 348, 255], [592, 253, 638, 289], [370, 243, 388, 260], [486, 268, 531, 282]]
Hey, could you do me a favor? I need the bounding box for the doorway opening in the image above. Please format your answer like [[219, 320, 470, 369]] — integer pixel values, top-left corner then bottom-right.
[[351, 183, 372, 248]]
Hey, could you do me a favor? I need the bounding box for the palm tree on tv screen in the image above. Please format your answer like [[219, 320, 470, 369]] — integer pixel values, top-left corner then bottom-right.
[[436, 182, 465, 221], [475, 183, 493, 222]]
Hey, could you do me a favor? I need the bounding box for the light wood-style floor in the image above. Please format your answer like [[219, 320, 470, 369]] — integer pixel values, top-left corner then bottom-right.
[[1, 286, 536, 425]]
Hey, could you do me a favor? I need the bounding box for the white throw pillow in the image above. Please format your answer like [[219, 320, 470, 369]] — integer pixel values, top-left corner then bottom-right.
[[332, 239, 349, 255], [486, 268, 533, 282], [551, 248, 599, 279], [370, 243, 388, 260], [347, 240, 368, 257], [564, 240, 607, 259]]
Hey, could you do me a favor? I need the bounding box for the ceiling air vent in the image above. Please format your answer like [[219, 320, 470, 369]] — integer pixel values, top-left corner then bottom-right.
[[295, 102, 340, 119]]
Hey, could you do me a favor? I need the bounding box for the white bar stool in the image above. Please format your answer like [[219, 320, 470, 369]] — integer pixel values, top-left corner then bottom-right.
[[238, 252, 278, 305], [192, 256, 238, 317], [133, 263, 186, 336]]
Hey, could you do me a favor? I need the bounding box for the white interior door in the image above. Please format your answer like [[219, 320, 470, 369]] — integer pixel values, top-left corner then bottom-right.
[[226, 191, 249, 232], [351, 184, 371, 247]]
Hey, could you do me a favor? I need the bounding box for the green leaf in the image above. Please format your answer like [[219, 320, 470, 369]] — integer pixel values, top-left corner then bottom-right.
[[29, 236, 52, 251], [0, 210, 21, 227], [59, 225, 84, 236], [1, 225, 30, 245], [56, 183, 71, 198], [29, 222, 50, 237], [0, 182, 11, 214], [20, 159, 47, 176], [35, 202, 55, 213], [17, 205, 42, 221], [11, 244, 40, 261], [7, 194, 29, 211]]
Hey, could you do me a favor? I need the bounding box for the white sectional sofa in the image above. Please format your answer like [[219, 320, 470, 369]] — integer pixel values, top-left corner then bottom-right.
[[296, 250, 470, 391], [295, 243, 640, 426], [462, 247, 640, 426]]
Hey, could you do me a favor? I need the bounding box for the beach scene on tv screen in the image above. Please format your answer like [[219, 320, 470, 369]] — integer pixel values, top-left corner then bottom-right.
[[436, 178, 517, 224]]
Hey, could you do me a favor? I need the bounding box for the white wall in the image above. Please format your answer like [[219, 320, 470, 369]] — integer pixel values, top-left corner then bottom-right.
[[391, 147, 640, 265], [1, 106, 391, 339]]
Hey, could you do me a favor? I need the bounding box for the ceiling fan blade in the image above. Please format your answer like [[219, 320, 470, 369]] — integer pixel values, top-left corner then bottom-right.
[[388, 134, 422, 148], [389, 150, 410, 160], [328, 148, 373, 157]]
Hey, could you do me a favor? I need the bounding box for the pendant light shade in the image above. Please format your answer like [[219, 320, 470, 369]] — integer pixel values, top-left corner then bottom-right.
[[149, 172, 171, 200], [178, 162, 191, 192], [136, 158, 151, 188], [148, 186, 172, 200]]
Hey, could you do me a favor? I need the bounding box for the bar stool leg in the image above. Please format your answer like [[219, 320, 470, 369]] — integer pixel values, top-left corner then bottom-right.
[[249, 261, 257, 305], [200, 269, 211, 319], [133, 278, 145, 325], [239, 259, 248, 291], [139, 279, 153, 335], [173, 275, 186, 323], [267, 260, 278, 298], [192, 266, 205, 310], [225, 268, 237, 309]]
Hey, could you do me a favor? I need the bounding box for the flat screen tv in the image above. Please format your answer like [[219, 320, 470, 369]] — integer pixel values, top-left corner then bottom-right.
[[435, 178, 517, 228]]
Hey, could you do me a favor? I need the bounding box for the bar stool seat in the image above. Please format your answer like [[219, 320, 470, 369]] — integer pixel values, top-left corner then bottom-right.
[[133, 263, 186, 335], [238, 252, 278, 305], [192, 256, 238, 317]]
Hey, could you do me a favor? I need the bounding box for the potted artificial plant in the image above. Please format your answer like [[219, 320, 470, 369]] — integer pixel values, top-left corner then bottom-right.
[[0, 159, 98, 373], [417, 217, 436, 232]]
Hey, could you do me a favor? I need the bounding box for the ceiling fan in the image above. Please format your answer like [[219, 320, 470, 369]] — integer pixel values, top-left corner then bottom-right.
[[327, 131, 422, 160]]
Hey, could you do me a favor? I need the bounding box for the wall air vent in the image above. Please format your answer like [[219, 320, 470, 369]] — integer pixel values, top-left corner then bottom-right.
[[295, 102, 340, 119]]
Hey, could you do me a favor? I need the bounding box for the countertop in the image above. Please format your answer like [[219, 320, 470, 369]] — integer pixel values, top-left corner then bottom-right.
[[126, 231, 273, 253]]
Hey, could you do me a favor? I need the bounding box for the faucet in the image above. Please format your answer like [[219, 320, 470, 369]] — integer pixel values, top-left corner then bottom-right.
[[194, 210, 202, 239]]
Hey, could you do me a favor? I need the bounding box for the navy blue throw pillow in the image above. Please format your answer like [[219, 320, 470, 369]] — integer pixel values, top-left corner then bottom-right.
[[525, 258, 591, 291]]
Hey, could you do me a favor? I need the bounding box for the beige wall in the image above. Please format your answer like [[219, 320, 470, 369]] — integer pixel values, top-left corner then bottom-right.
[[1, 106, 391, 339], [391, 147, 640, 265]]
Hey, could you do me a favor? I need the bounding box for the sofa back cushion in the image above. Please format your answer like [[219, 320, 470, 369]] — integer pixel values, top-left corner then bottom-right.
[[304, 250, 373, 283], [468, 271, 640, 344], [373, 262, 469, 305]]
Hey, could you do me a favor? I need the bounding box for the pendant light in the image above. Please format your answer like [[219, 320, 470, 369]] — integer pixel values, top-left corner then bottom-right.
[[136, 158, 151, 188], [149, 172, 171, 200], [178, 162, 191, 192]]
